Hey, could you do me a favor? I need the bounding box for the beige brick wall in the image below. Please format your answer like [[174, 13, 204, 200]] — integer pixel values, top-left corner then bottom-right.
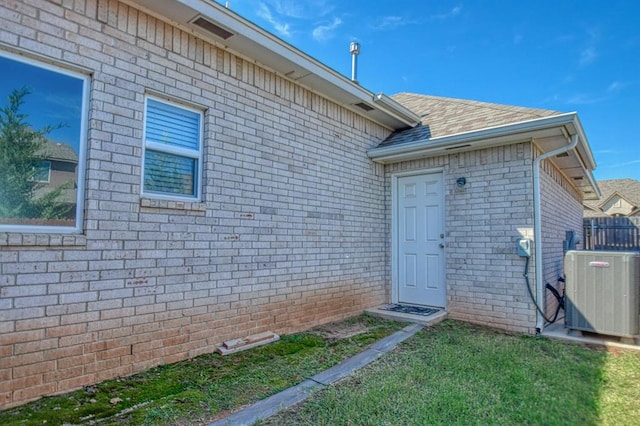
[[385, 143, 538, 334], [384, 143, 586, 334], [0, 0, 391, 408], [539, 156, 584, 319]]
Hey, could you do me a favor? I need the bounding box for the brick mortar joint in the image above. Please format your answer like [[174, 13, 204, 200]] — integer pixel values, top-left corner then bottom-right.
[[0, 233, 87, 247], [140, 198, 207, 213]]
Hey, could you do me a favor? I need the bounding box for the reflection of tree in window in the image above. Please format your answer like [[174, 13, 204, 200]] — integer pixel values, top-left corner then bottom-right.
[[0, 87, 73, 222]]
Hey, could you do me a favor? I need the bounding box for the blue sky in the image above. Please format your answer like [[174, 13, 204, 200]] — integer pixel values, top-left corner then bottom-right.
[[224, 0, 640, 182], [0, 55, 84, 153]]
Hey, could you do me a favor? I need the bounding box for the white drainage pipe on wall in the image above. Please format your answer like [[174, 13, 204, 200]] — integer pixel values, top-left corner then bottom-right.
[[532, 133, 579, 332]]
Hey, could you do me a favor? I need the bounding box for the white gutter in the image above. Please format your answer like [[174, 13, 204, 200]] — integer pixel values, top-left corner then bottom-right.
[[368, 112, 580, 163], [532, 133, 579, 332]]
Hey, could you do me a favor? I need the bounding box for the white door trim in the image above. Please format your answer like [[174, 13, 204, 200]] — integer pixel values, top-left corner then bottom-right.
[[391, 168, 446, 307]]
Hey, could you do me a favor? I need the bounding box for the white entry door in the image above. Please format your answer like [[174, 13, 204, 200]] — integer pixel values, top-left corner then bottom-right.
[[396, 172, 445, 307]]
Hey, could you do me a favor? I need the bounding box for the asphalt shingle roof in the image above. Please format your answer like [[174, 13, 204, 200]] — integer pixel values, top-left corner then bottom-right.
[[583, 178, 640, 217], [39, 139, 78, 163], [379, 93, 561, 147]]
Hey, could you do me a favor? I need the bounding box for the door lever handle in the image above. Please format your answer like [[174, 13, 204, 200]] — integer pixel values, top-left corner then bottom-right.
[[439, 243, 445, 248]]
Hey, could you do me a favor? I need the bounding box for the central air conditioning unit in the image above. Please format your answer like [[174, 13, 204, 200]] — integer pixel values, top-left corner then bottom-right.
[[565, 250, 640, 340]]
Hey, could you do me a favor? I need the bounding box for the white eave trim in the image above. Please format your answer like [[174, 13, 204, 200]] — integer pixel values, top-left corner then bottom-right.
[[369, 111, 601, 200], [368, 112, 595, 165], [373, 93, 421, 127], [124, 0, 420, 129]]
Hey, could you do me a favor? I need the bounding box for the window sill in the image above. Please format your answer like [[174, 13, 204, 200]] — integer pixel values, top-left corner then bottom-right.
[[0, 233, 87, 247], [140, 198, 207, 215]]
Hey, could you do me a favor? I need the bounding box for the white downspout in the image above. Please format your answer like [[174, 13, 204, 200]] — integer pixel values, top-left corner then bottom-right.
[[532, 133, 579, 332]]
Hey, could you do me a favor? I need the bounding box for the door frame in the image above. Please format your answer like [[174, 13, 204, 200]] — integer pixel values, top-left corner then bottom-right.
[[391, 168, 446, 307]]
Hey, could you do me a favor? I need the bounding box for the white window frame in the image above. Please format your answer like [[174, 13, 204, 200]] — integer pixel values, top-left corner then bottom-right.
[[141, 96, 203, 202], [0, 50, 89, 235]]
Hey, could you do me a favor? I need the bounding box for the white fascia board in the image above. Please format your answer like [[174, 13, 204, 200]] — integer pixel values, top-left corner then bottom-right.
[[368, 112, 584, 163], [583, 171, 601, 199], [126, 0, 418, 129], [373, 93, 421, 127], [181, 0, 367, 95], [560, 113, 600, 198], [570, 113, 597, 170]]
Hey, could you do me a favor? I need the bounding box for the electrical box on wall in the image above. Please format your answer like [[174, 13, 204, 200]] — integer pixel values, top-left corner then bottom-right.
[[516, 238, 531, 257]]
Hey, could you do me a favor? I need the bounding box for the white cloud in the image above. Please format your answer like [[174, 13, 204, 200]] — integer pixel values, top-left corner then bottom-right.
[[545, 94, 560, 103], [430, 5, 462, 20], [606, 80, 629, 93], [274, 0, 305, 18], [601, 159, 640, 169], [312, 17, 342, 41], [255, 1, 339, 39], [566, 93, 606, 105], [273, 0, 333, 18], [561, 75, 574, 84], [43, 93, 82, 116], [257, 2, 292, 37], [578, 26, 601, 67], [579, 46, 597, 66], [373, 16, 405, 31], [563, 80, 625, 105]]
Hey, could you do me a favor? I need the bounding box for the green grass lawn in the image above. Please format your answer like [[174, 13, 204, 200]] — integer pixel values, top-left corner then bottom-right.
[[0, 314, 404, 426], [3, 317, 639, 426], [263, 320, 640, 426]]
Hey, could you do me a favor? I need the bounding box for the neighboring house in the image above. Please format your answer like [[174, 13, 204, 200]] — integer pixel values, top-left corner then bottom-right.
[[584, 178, 640, 217], [0, 0, 599, 409], [36, 140, 79, 217]]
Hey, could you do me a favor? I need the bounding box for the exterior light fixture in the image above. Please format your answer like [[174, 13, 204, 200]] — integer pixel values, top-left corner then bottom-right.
[[456, 177, 467, 187]]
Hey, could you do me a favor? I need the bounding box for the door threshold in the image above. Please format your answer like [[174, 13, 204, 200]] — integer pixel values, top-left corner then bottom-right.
[[366, 304, 447, 325]]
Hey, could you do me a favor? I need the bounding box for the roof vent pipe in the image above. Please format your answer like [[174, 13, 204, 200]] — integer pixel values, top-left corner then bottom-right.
[[350, 42, 360, 84]]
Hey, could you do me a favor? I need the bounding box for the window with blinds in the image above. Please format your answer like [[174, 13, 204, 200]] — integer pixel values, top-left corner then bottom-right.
[[142, 97, 203, 200]]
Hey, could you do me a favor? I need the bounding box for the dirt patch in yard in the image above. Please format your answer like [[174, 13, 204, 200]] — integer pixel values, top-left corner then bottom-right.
[[309, 320, 373, 343]]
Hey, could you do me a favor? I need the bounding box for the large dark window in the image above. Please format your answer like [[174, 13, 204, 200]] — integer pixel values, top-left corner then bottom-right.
[[0, 52, 88, 232]]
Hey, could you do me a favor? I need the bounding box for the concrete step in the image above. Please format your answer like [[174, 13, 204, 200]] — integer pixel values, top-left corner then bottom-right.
[[366, 304, 448, 325]]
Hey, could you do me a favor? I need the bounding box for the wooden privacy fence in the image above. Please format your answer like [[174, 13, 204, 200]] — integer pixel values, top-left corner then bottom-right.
[[583, 217, 640, 251]]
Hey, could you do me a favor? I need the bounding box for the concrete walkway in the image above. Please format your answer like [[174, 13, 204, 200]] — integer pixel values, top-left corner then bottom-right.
[[542, 320, 640, 351], [208, 322, 424, 426]]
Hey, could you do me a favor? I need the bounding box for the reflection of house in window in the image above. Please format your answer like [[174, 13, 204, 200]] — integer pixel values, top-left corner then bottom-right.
[[35, 139, 78, 218], [0, 51, 87, 231], [34, 160, 51, 183]]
